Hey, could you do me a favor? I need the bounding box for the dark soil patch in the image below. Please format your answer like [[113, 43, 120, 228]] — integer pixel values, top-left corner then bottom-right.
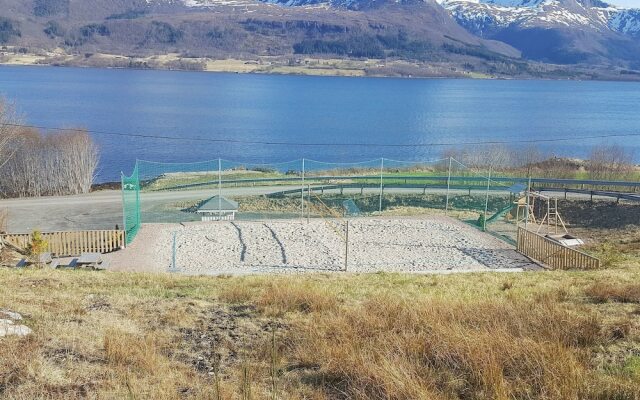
[[84, 295, 111, 311], [43, 346, 105, 365], [175, 304, 286, 377], [91, 181, 121, 191], [559, 200, 640, 230]]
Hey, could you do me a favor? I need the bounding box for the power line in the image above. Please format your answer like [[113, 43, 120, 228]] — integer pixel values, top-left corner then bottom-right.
[[3, 122, 639, 148]]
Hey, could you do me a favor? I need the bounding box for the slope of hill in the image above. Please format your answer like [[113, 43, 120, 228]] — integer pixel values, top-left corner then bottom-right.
[[0, 0, 639, 79], [440, 0, 640, 65]]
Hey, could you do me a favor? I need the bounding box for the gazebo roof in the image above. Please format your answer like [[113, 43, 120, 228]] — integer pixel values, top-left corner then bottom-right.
[[196, 196, 239, 212]]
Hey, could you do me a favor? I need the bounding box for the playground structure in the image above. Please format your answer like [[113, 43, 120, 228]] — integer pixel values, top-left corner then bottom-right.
[[516, 190, 585, 247]]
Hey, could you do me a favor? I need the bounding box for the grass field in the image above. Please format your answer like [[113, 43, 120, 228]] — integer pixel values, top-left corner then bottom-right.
[[1, 256, 640, 399], [140, 166, 640, 194]]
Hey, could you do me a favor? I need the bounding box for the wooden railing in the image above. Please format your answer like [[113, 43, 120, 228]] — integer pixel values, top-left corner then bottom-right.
[[1, 230, 125, 257], [516, 227, 600, 270]]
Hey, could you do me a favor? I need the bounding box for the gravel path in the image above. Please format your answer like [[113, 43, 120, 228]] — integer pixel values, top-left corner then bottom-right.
[[107, 216, 539, 274]]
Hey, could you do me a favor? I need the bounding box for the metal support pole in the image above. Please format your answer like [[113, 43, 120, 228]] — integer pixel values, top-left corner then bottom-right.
[[307, 183, 311, 223], [525, 176, 531, 230], [301, 158, 305, 219], [120, 172, 127, 241], [344, 220, 349, 272], [135, 168, 141, 228], [170, 231, 178, 272], [379, 158, 384, 213], [445, 157, 452, 214], [218, 158, 222, 220], [483, 166, 492, 232]]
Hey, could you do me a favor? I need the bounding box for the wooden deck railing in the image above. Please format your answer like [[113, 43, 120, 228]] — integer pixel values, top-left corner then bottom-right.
[[516, 227, 600, 270], [1, 230, 125, 257]]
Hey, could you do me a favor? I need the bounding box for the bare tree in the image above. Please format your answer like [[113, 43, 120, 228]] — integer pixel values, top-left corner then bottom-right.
[[588, 144, 634, 181], [513, 145, 544, 177], [0, 128, 99, 197], [0, 98, 22, 171], [443, 144, 513, 171]]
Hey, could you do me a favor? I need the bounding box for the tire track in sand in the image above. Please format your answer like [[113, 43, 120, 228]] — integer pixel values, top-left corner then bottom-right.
[[264, 223, 287, 265], [230, 222, 247, 262]]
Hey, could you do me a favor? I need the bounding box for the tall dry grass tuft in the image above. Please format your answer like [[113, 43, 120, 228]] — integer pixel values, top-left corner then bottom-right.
[[103, 329, 164, 373], [219, 282, 255, 304], [585, 282, 640, 304], [257, 281, 338, 316], [292, 295, 605, 400], [0, 336, 39, 394]]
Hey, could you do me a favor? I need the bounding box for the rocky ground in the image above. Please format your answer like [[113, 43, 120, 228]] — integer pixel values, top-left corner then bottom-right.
[[0, 309, 32, 338]]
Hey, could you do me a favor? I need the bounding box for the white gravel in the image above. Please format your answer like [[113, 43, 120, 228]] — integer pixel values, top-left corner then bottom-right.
[[109, 216, 538, 274]]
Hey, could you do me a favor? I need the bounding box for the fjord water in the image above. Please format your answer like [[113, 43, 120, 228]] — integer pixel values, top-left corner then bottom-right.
[[2, 65, 640, 181]]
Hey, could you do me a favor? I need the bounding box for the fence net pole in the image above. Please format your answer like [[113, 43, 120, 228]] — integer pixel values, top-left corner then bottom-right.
[[121, 161, 141, 245], [525, 176, 532, 230], [379, 158, 384, 213], [445, 156, 452, 215], [301, 158, 305, 219], [120, 172, 127, 236], [483, 165, 492, 232], [218, 158, 222, 220], [307, 183, 311, 223]]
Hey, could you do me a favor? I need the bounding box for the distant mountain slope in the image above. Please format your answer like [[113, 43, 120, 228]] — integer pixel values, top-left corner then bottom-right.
[[0, 0, 520, 59], [0, 0, 639, 77], [439, 0, 640, 64]]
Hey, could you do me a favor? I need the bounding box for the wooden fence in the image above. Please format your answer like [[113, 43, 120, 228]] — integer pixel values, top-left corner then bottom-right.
[[516, 227, 600, 270], [1, 230, 125, 257]]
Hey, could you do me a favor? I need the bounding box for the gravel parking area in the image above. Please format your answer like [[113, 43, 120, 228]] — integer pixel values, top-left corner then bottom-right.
[[108, 216, 539, 274]]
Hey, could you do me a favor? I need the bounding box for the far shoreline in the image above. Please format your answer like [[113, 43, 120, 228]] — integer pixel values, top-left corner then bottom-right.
[[2, 50, 640, 82]]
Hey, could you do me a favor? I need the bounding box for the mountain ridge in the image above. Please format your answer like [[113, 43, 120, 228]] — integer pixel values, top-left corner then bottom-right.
[[0, 0, 639, 79], [439, 0, 640, 64]]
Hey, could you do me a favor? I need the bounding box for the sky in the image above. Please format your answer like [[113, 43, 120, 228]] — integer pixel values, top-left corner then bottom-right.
[[609, 0, 640, 8]]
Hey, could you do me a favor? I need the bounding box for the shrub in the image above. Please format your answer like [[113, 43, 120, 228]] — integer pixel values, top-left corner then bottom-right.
[[33, 0, 69, 17], [477, 212, 486, 228], [293, 35, 384, 58], [145, 21, 182, 44], [0, 18, 20, 44], [26, 230, 48, 265], [43, 21, 65, 38]]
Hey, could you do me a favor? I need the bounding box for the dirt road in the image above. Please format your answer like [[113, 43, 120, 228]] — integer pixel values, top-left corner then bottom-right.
[[0, 186, 618, 233]]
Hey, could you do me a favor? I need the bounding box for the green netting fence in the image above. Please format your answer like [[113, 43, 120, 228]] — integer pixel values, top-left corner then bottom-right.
[[121, 164, 141, 245], [121, 157, 526, 245]]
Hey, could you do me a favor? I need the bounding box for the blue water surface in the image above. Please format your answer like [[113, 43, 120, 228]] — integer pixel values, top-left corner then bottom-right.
[[2, 65, 639, 181]]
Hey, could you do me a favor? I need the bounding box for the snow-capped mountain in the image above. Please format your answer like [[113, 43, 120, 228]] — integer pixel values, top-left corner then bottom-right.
[[438, 0, 640, 63], [610, 8, 640, 36], [156, 0, 640, 38], [439, 0, 638, 34]]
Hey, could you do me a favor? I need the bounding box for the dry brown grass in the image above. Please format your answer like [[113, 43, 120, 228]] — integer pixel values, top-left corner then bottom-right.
[[257, 281, 339, 316], [0, 266, 639, 399], [585, 282, 640, 304], [293, 296, 607, 400]]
